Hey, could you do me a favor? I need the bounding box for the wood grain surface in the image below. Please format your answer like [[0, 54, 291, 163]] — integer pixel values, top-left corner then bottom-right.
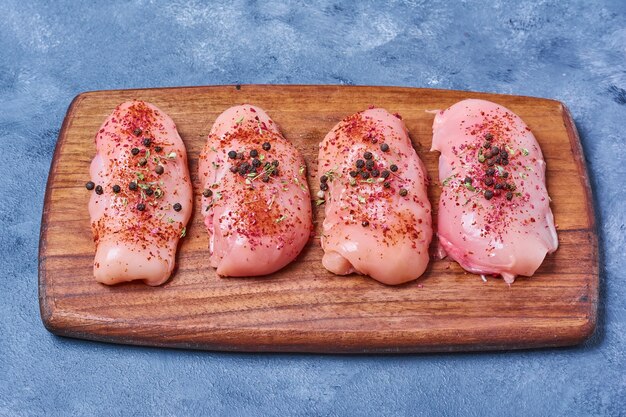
[[38, 85, 598, 353]]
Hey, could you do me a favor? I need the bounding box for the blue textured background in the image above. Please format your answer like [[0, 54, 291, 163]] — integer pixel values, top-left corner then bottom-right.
[[1, 0, 625, 415]]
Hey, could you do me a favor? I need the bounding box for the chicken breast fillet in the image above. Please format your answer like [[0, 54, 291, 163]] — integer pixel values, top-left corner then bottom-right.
[[199, 105, 312, 276], [318, 108, 432, 285], [89, 100, 193, 286], [432, 98, 558, 283]]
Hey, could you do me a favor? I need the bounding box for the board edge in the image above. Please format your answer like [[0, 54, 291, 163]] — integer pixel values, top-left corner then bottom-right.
[[71, 84, 564, 107], [39, 92, 89, 334], [558, 102, 599, 344]]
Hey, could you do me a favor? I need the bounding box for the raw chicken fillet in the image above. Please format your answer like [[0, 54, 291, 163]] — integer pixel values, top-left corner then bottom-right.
[[318, 108, 432, 285], [199, 105, 312, 276], [89, 100, 193, 286], [432, 99, 558, 283]]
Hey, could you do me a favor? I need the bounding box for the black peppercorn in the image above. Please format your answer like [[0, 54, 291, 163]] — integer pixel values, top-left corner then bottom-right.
[[173, 203, 182, 212], [371, 169, 380, 177], [365, 160, 375, 170], [229, 165, 238, 173], [380, 143, 389, 152], [143, 138, 152, 147], [483, 142, 491, 149], [500, 150, 508, 159], [363, 151, 373, 160], [272, 160, 279, 167], [502, 172, 509, 178], [138, 157, 147, 166], [85, 181, 95, 190], [484, 190, 494, 200], [129, 182, 138, 191], [228, 150, 237, 159], [112, 184, 121, 193], [95, 185, 103, 195], [349, 171, 358, 178], [262, 175, 270, 183], [484, 177, 494, 186], [383, 181, 391, 188], [320, 175, 328, 183], [486, 167, 495, 176], [137, 203, 146, 211], [154, 146, 162, 153], [506, 191, 513, 201], [381, 170, 390, 179], [262, 142, 271, 151], [464, 176, 473, 184], [355, 159, 365, 169], [399, 188, 408, 197], [155, 165, 164, 175], [361, 171, 370, 179], [362, 220, 369, 227], [486, 158, 495, 166], [320, 183, 329, 191], [491, 146, 500, 157], [501, 159, 509, 166], [250, 149, 259, 158], [131, 147, 140, 156], [145, 188, 154, 196], [484, 133, 493, 141], [390, 164, 398, 172], [133, 128, 142, 136], [203, 189, 213, 198], [252, 158, 261, 167]]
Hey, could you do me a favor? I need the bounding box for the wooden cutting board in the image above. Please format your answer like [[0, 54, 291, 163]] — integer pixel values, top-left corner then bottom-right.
[[39, 85, 598, 353]]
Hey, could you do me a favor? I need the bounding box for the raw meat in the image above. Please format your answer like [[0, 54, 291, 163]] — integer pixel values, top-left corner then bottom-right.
[[199, 105, 312, 276], [89, 100, 192, 286], [432, 98, 558, 283], [318, 108, 432, 285]]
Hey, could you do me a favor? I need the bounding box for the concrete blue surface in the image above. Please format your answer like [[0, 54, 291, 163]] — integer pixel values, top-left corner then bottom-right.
[[0, 0, 624, 415]]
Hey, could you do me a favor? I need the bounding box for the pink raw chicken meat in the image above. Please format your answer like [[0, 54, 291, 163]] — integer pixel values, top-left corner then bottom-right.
[[89, 100, 193, 286], [199, 105, 312, 276], [432, 98, 558, 283], [318, 108, 432, 285]]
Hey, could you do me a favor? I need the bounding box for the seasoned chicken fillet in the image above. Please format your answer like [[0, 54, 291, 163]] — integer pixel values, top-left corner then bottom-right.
[[432, 98, 558, 283], [318, 108, 432, 285], [199, 105, 312, 276], [89, 100, 192, 286]]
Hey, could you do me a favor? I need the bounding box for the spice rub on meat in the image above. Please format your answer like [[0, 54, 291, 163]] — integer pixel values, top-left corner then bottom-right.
[[318, 108, 432, 285], [199, 105, 312, 276], [88, 100, 192, 286], [432, 99, 558, 283]]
